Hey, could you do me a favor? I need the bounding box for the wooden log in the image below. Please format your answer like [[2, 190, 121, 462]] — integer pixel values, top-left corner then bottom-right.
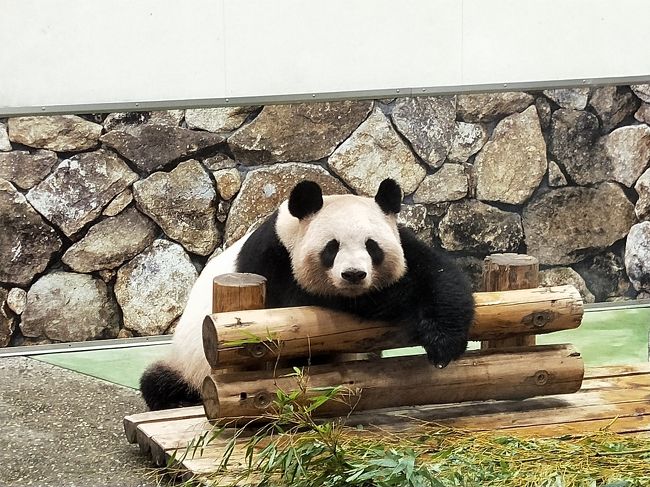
[[482, 254, 539, 294], [481, 253, 540, 349], [203, 274, 266, 416], [203, 273, 267, 369], [202, 285, 583, 368], [202, 375, 221, 423], [202, 344, 584, 422], [212, 273, 267, 313]]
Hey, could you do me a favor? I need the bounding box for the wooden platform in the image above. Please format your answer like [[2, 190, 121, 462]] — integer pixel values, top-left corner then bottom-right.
[[124, 363, 650, 482]]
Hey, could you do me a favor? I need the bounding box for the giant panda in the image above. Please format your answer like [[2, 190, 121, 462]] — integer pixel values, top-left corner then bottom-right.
[[140, 178, 475, 411]]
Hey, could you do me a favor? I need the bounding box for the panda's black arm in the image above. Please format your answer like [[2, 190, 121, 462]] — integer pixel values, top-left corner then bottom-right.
[[396, 227, 475, 367], [236, 211, 312, 308]]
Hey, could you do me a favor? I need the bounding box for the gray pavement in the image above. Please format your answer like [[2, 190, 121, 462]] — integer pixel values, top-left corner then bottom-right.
[[0, 357, 157, 487]]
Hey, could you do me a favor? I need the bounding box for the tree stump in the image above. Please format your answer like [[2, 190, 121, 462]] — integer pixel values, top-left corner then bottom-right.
[[203, 273, 267, 419], [481, 253, 539, 349], [211, 273, 267, 314]]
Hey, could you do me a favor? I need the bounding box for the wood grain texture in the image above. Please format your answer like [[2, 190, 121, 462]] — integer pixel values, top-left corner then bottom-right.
[[481, 253, 540, 349], [202, 375, 221, 423], [212, 273, 266, 314], [206, 344, 584, 422], [205, 272, 268, 372], [202, 285, 583, 368], [123, 364, 650, 482]]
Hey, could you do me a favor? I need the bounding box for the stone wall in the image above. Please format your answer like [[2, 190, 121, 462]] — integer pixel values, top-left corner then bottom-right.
[[2, 85, 650, 346]]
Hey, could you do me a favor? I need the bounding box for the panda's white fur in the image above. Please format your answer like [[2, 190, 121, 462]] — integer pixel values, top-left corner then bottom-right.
[[162, 194, 405, 393], [276, 196, 406, 297], [166, 232, 252, 392], [140, 179, 475, 411]]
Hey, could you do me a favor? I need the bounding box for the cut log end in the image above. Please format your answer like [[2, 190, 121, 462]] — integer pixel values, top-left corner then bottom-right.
[[202, 375, 220, 422], [213, 273, 267, 288], [202, 316, 220, 369], [485, 253, 539, 267]]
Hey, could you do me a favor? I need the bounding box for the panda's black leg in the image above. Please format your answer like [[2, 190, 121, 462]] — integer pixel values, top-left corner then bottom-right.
[[414, 277, 474, 368], [390, 227, 476, 369], [413, 318, 469, 369], [140, 362, 202, 411]]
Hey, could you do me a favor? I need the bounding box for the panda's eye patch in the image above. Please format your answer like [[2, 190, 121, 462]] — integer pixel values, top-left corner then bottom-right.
[[320, 239, 339, 268], [365, 239, 384, 266]]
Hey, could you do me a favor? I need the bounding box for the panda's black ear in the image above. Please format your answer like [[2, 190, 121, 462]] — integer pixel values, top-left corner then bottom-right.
[[289, 181, 324, 220], [375, 179, 402, 215]]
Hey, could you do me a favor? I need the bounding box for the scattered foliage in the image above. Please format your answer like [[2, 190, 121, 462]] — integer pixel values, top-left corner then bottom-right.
[[157, 367, 650, 487]]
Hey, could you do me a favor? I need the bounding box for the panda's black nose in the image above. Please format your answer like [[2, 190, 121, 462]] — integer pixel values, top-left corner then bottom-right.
[[341, 269, 367, 284]]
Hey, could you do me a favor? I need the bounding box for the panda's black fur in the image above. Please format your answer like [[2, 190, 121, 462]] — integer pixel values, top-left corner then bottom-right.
[[140, 179, 475, 411], [139, 363, 202, 411], [238, 210, 475, 366]]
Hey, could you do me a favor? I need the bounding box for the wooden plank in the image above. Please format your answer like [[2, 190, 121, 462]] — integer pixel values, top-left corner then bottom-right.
[[137, 417, 213, 465], [348, 386, 650, 426], [500, 414, 650, 437], [414, 399, 650, 432], [371, 412, 650, 437], [147, 421, 248, 452], [137, 416, 256, 467], [181, 452, 250, 479], [579, 374, 650, 392], [126, 363, 650, 481], [124, 406, 205, 443], [584, 362, 650, 379]]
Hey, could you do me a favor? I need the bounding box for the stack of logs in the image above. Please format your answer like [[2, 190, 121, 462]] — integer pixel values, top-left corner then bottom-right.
[[201, 254, 585, 424]]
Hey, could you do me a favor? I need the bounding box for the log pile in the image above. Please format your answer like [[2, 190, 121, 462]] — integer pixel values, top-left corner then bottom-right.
[[201, 254, 585, 423]]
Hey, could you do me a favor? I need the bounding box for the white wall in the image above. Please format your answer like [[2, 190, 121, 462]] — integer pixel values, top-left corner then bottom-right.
[[2, 0, 649, 115]]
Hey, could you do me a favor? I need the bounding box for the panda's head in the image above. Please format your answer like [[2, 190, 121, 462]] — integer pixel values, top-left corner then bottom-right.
[[276, 179, 407, 297]]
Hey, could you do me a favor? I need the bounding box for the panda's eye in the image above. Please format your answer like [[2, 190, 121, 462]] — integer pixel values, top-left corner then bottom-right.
[[366, 239, 384, 266], [320, 239, 339, 269]]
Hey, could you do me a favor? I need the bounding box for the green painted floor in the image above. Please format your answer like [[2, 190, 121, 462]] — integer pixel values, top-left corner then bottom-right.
[[34, 345, 170, 389], [537, 307, 650, 365], [382, 307, 650, 366], [32, 307, 650, 390]]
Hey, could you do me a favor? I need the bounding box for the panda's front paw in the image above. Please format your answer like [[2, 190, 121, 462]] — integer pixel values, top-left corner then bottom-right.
[[424, 345, 454, 369], [419, 330, 468, 369]]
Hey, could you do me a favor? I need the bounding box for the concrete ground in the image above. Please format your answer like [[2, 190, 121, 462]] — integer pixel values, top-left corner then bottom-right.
[[0, 356, 157, 487]]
